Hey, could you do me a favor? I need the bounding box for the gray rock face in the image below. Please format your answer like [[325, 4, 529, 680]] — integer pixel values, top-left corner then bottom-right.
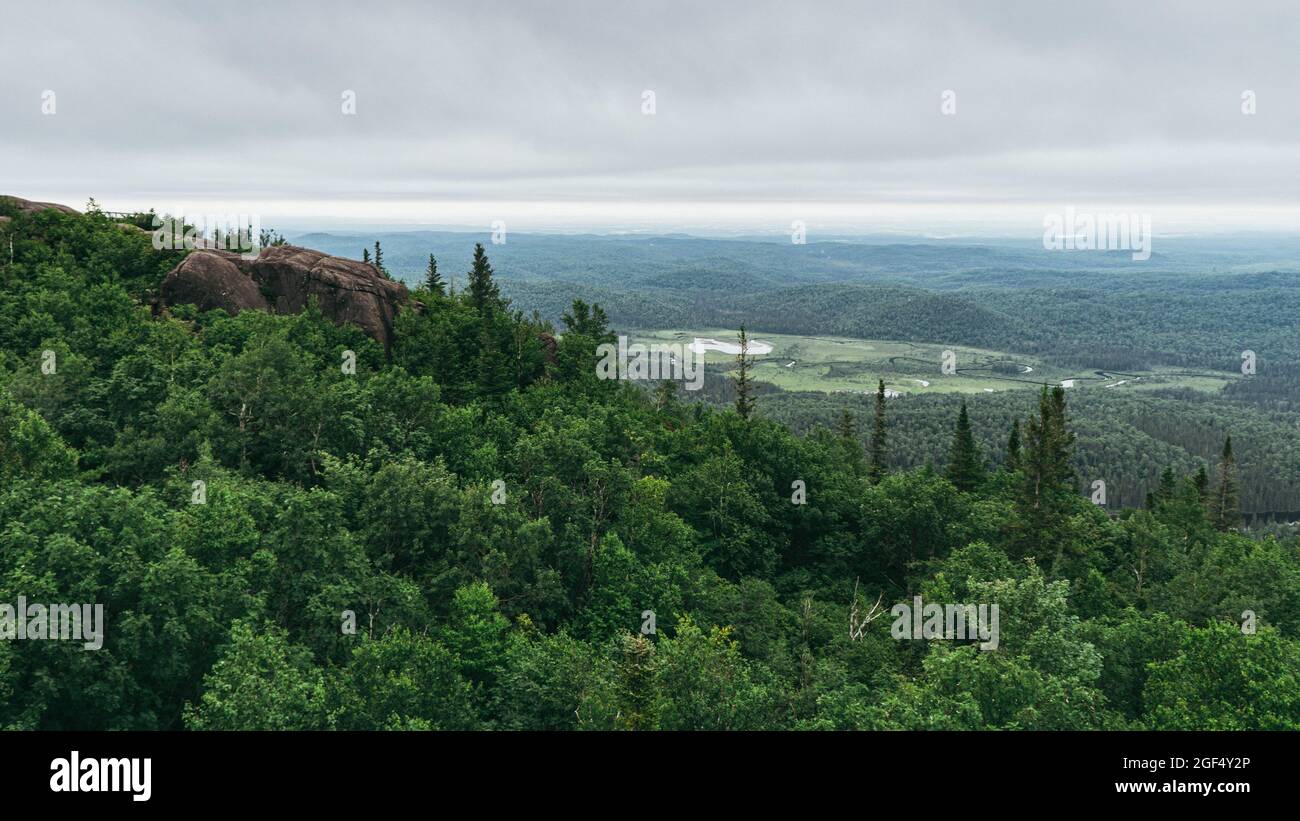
[[161, 245, 410, 348]]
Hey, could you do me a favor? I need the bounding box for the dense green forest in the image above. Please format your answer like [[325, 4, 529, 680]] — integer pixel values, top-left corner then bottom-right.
[[746, 387, 1300, 520], [1, 202, 1297, 730]]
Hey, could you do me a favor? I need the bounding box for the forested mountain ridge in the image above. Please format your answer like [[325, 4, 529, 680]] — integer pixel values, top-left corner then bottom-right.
[[300, 229, 1300, 373], [1, 200, 1297, 731]]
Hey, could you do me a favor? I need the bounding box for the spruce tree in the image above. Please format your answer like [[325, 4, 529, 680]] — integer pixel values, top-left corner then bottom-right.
[[1156, 466, 1177, 504], [362, 247, 371, 264], [1192, 463, 1209, 500], [1015, 386, 1077, 567], [945, 401, 984, 491], [868, 379, 888, 483], [1005, 419, 1022, 471], [468, 243, 501, 312], [562, 300, 614, 342], [1210, 435, 1240, 530], [424, 254, 444, 295], [1021, 386, 1075, 510], [836, 409, 857, 441], [475, 312, 514, 400], [838, 408, 863, 472], [373, 241, 385, 275], [733, 326, 756, 420]]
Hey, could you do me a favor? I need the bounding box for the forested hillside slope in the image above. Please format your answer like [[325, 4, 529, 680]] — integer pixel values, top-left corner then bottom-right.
[[1, 200, 1296, 730]]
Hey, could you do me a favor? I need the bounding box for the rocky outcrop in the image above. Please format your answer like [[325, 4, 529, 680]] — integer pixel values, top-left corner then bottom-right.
[[0, 195, 80, 216], [161, 245, 411, 349], [160, 249, 270, 314], [1, 195, 411, 348]]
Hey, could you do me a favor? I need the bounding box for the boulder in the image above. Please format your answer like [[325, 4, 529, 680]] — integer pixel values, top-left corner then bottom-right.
[[160, 245, 410, 349], [161, 249, 269, 314]]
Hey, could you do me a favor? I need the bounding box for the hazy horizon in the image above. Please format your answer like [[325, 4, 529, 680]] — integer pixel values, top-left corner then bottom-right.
[[6, 0, 1300, 236]]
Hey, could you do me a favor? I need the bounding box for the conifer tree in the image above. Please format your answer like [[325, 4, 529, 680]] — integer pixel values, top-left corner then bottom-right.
[[424, 254, 445, 295], [1156, 466, 1177, 504], [362, 247, 371, 264], [475, 313, 514, 400], [1210, 435, 1240, 530], [868, 379, 888, 483], [836, 409, 857, 441], [1005, 418, 1022, 471], [372, 241, 386, 275], [562, 299, 614, 342], [1193, 463, 1209, 500], [838, 408, 863, 472], [945, 401, 985, 491], [733, 326, 756, 420], [1015, 386, 1077, 568], [468, 243, 501, 312]]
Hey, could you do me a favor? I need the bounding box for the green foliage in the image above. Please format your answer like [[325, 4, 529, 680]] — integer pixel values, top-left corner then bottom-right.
[[1144, 621, 1300, 730], [329, 628, 476, 730], [868, 379, 887, 483], [3, 206, 1296, 731], [945, 401, 985, 491], [184, 621, 329, 730], [423, 254, 444, 296], [467, 242, 501, 313]]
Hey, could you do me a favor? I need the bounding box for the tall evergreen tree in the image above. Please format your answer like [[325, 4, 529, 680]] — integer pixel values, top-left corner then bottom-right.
[[1156, 466, 1177, 505], [562, 299, 614, 342], [1015, 386, 1077, 568], [362, 247, 371, 264], [424, 254, 445, 295], [1210, 435, 1240, 530], [838, 408, 863, 473], [1021, 386, 1075, 510], [1005, 419, 1022, 471], [836, 409, 857, 441], [475, 312, 514, 400], [733, 326, 756, 420], [868, 379, 888, 483], [468, 243, 501, 312], [1192, 463, 1209, 500], [373, 241, 386, 276], [945, 401, 985, 491]]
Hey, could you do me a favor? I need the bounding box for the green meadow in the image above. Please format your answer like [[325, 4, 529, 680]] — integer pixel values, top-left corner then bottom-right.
[[629, 328, 1238, 396]]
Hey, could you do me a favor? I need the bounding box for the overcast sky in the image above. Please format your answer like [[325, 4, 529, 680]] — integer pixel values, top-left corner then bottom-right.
[[4, 0, 1299, 234]]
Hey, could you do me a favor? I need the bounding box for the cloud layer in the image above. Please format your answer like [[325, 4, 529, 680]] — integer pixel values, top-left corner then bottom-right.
[[4, 0, 1299, 231]]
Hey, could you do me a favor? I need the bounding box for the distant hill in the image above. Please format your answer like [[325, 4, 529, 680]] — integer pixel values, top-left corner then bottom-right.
[[291, 229, 1300, 370]]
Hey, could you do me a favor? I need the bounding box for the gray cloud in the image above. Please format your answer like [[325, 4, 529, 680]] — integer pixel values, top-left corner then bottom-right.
[[3, 0, 1299, 231]]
